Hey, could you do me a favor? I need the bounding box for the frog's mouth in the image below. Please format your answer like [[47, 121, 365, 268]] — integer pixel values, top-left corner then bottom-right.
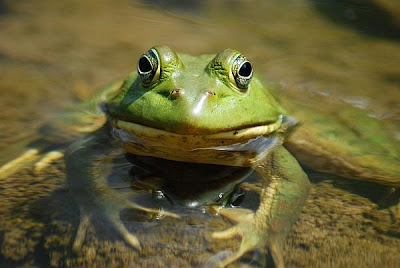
[[109, 116, 284, 149]]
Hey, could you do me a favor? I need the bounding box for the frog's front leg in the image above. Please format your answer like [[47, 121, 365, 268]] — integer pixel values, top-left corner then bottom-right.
[[211, 147, 310, 268], [66, 127, 178, 252]]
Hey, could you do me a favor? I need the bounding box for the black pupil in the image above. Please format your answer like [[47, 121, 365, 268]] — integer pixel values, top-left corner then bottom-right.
[[238, 62, 252, 77], [139, 56, 152, 73]]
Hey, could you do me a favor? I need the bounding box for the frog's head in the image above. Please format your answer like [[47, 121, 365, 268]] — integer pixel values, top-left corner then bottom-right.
[[105, 45, 286, 152]]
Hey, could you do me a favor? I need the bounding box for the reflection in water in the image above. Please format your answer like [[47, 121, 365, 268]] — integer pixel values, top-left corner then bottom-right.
[[311, 0, 400, 41], [126, 153, 253, 207]]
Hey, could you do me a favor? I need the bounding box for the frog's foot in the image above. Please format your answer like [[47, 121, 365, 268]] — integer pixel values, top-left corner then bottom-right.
[[210, 207, 283, 268], [106, 202, 180, 250], [72, 200, 179, 252], [126, 202, 180, 219], [108, 209, 142, 250], [0, 148, 64, 179]]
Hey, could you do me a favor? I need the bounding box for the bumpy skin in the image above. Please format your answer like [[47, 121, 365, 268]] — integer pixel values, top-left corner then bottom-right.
[[65, 45, 311, 267]]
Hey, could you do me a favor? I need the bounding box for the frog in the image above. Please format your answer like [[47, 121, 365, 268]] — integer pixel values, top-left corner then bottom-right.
[[1, 45, 399, 267]]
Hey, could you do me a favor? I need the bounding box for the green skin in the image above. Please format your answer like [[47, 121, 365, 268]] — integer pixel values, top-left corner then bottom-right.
[[65, 45, 310, 268]]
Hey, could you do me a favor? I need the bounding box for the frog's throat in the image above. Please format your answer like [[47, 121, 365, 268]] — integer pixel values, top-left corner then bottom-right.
[[112, 116, 282, 148]]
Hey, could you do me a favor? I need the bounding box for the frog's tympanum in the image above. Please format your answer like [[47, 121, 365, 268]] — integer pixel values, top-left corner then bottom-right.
[[1, 45, 399, 268]]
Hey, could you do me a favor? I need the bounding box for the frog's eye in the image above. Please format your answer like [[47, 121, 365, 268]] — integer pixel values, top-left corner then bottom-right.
[[231, 54, 253, 90], [137, 49, 160, 86]]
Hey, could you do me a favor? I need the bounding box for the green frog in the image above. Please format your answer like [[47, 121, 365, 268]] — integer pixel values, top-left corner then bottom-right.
[[1, 45, 399, 267], [65, 45, 310, 267]]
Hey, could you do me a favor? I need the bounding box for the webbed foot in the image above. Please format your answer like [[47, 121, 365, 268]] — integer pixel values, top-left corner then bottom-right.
[[72, 201, 180, 252], [208, 147, 310, 268], [210, 207, 284, 268], [107, 202, 180, 250]]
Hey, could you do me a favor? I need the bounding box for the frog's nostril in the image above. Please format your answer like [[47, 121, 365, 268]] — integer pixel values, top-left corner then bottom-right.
[[171, 89, 180, 99], [206, 90, 216, 96]]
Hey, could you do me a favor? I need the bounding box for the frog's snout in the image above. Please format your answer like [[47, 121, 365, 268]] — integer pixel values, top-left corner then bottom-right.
[[192, 90, 217, 115], [170, 89, 216, 100]]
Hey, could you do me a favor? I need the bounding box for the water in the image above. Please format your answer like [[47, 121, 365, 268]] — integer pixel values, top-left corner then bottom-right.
[[0, 0, 400, 267]]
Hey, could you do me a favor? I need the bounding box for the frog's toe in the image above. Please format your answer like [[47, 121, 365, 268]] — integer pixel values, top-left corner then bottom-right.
[[111, 202, 179, 249], [72, 212, 91, 252], [109, 212, 141, 250], [214, 206, 254, 223], [212, 207, 255, 241], [127, 202, 180, 219], [210, 229, 259, 268], [211, 207, 280, 268], [212, 225, 239, 239]]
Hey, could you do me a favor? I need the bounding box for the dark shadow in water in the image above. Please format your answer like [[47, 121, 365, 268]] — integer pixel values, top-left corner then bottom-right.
[[310, 0, 400, 41]]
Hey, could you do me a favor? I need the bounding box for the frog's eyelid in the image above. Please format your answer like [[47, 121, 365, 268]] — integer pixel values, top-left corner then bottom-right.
[[138, 49, 160, 86], [150, 48, 159, 62], [231, 53, 241, 63], [231, 54, 253, 90]]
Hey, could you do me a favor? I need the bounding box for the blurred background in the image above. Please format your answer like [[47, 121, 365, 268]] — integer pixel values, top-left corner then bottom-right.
[[0, 0, 399, 267]]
